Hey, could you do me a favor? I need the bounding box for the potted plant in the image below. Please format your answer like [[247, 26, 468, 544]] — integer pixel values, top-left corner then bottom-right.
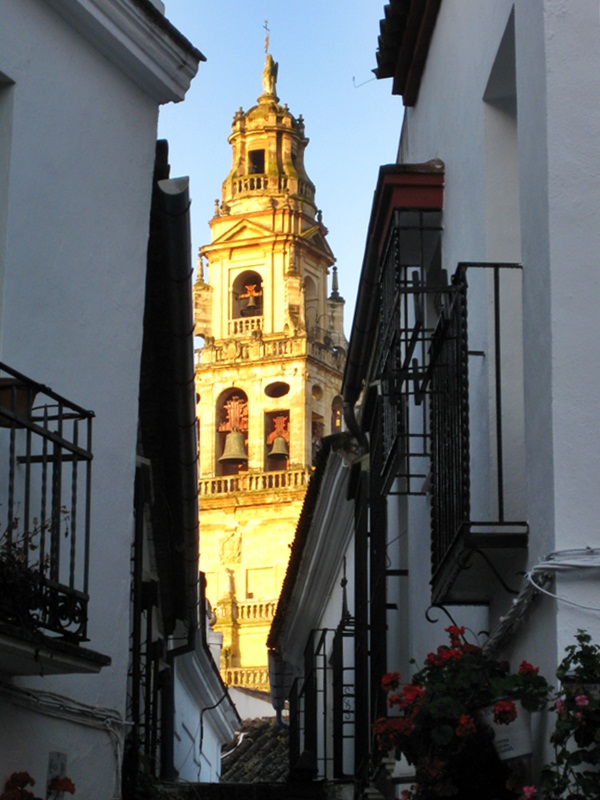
[[541, 629, 600, 800], [0, 523, 44, 630], [374, 626, 550, 799], [0, 772, 75, 800]]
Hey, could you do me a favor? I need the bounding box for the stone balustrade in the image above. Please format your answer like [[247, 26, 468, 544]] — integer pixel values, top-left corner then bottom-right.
[[235, 600, 277, 621], [199, 468, 311, 497], [224, 666, 270, 691], [197, 335, 345, 367]]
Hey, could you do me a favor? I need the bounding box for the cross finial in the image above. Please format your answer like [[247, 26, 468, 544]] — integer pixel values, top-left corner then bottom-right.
[[264, 19, 270, 54]]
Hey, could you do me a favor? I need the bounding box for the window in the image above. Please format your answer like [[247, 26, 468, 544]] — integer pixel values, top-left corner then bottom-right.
[[248, 149, 265, 174], [231, 270, 263, 320], [216, 389, 248, 476], [265, 410, 289, 470]]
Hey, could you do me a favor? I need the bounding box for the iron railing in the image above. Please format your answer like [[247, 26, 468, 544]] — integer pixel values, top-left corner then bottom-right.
[[288, 626, 356, 781], [429, 267, 470, 574], [375, 240, 529, 588], [0, 362, 93, 641]]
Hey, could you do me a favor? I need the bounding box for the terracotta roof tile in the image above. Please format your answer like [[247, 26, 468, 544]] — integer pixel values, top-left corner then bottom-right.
[[221, 717, 289, 783]]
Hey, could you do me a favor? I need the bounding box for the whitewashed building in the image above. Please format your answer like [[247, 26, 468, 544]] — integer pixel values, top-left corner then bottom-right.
[[0, 1, 237, 797], [269, 1, 600, 797]]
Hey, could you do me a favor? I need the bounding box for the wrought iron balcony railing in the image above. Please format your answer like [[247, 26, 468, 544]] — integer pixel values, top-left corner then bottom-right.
[[0, 362, 93, 642]]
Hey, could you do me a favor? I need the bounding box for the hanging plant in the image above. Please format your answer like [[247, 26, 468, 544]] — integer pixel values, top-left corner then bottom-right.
[[373, 626, 550, 799], [541, 629, 600, 799]]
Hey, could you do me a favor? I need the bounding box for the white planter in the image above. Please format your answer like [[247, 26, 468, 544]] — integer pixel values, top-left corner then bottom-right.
[[479, 700, 532, 761]]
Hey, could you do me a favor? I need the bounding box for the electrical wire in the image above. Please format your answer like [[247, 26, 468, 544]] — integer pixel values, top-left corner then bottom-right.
[[526, 547, 600, 611], [483, 547, 600, 656], [0, 682, 127, 799]]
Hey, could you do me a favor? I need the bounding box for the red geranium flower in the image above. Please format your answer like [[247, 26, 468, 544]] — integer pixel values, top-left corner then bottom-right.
[[445, 625, 465, 647], [400, 684, 426, 709], [381, 672, 401, 692], [48, 776, 76, 795], [493, 699, 518, 725], [518, 660, 539, 675], [455, 713, 477, 737]]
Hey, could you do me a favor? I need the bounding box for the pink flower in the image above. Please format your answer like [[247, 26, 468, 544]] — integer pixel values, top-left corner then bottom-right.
[[575, 694, 589, 708], [556, 698, 564, 714], [521, 787, 537, 799]]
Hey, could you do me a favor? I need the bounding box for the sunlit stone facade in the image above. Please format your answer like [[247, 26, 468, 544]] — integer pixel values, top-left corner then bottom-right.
[[194, 54, 345, 693]]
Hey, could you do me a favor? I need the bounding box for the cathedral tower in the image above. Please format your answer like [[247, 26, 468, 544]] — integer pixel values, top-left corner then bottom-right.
[[194, 54, 345, 695]]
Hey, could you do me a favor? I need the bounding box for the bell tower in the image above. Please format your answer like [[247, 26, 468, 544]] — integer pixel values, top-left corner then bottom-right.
[[194, 54, 346, 697]]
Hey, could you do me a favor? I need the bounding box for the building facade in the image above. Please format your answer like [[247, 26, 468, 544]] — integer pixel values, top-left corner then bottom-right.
[[0, 2, 237, 796], [195, 54, 346, 697], [269, 1, 600, 798]]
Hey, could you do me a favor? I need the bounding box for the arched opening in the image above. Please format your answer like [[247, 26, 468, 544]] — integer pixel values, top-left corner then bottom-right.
[[232, 270, 263, 320], [216, 388, 249, 476], [265, 410, 289, 471], [331, 395, 343, 433], [304, 275, 318, 334]]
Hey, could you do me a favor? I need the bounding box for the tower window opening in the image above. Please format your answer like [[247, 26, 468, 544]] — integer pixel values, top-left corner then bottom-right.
[[216, 389, 249, 476], [312, 414, 325, 464], [265, 411, 290, 470], [232, 270, 263, 321], [248, 149, 265, 174], [331, 396, 343, 433]]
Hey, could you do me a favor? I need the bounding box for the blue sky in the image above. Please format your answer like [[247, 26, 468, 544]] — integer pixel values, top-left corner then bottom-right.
[[158, 1, 403, 327]]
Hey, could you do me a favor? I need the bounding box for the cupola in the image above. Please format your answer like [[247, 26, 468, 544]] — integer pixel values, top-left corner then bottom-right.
[[219, 54, 316, 218]]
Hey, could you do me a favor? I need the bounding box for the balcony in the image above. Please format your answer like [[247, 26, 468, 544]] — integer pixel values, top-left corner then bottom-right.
[[199, 467, 310, 498], [375, 244, 529, 603], [198, 332, 344, 371], [0, 362, 109, 675], [229, 173, 315, 204], [224, 666, 269, 692]]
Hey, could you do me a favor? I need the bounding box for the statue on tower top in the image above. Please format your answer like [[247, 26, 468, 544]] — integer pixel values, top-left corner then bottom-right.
[[262, 53, 278, 96]]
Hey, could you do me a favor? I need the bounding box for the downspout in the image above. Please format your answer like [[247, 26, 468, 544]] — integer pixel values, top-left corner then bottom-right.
[[157, 174, 201, 631], [341, 229, 381, 453], [155, 171, 200, 782]]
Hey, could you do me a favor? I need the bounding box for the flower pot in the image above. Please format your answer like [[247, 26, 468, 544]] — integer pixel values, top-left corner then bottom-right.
[[480, 700, 532, 761], [0, 378, 36, 427]]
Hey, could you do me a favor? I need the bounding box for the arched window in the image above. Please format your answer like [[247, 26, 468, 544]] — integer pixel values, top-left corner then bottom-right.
[[232, 271, 263, 320], [216, 388, 248, 476], [304, 275, 318, 334], [265, 410, 289, 471], [331, 395, 343, 433]]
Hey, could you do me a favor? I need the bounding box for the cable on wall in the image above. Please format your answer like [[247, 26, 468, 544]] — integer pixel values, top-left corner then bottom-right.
[[0, 682, 128, 800], [483, 547, 600, 657]]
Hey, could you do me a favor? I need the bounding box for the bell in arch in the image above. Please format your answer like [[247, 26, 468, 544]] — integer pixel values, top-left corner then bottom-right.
[[219, 430, 248, 463], [268, 435, 289, 460]]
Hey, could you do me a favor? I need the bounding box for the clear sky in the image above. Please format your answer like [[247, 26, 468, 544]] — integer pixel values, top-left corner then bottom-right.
[[158, 1, 403, 328]]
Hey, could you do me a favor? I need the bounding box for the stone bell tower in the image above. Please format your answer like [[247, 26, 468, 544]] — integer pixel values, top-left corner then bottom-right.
[[194, 53, 346, 697]]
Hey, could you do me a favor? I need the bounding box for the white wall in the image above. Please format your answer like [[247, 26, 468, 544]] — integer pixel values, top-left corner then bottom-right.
[[398, 0, 600, 697], [0, 1, 195, 795]]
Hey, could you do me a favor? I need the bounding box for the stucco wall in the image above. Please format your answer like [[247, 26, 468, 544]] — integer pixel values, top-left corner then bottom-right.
[[399, 0, 600, 697], [0, 1, 174, 795]]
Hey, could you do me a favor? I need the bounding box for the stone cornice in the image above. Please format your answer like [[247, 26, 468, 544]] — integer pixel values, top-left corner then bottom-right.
[[46, 0, 204, 102]]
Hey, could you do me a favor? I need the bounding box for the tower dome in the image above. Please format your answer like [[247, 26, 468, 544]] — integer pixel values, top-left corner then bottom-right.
[[220, 54, 316, 217]]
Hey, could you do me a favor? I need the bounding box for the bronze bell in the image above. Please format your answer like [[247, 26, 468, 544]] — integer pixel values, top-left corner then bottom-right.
[[268, 435, 289, 460], [241, 295, 258, 317], [219, 430, 248, 463]]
